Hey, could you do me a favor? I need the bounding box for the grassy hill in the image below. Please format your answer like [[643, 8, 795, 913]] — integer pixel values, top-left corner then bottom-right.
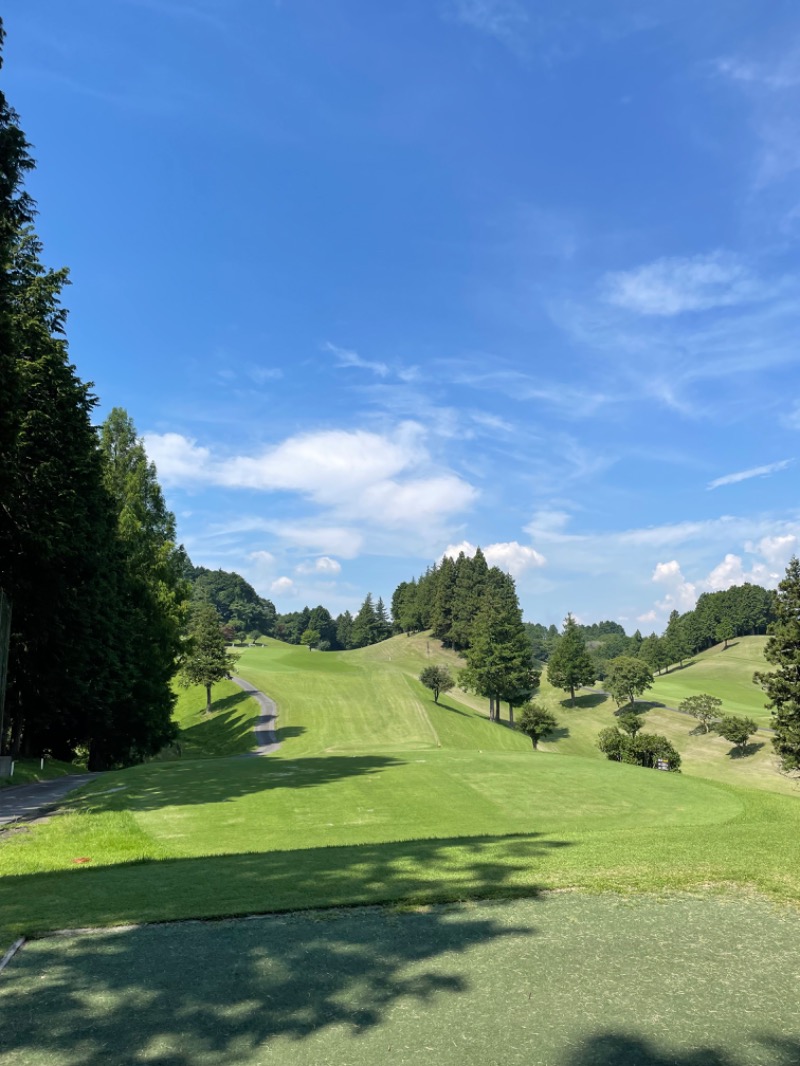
[[646, 635, 771, 723], [2, 631, 800, 948]]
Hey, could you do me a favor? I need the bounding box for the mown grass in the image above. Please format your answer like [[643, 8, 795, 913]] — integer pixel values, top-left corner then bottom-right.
[[157, 678, 260, 759], [0, 633, 797, 951], [3, 894, 800, 1066], [646, 635, 772, 724]]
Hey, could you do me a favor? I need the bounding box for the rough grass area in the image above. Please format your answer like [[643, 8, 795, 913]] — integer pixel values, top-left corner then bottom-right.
[[646, 636, 772, 724], [3, 894, 800, 1066]]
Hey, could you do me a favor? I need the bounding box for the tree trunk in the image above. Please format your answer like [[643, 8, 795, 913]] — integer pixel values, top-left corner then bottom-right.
[[205, 683, 212, 714], [531, 735, 537, 749], [570, 684, 575, 706], [508, 703, 514, 726]]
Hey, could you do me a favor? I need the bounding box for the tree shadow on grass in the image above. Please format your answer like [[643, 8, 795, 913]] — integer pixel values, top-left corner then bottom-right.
[[436, 699, 470, 717], [564, 693, 609, 710], [728, 741, 765, 759], [76, 755, 405, 813], [0, 834, 567, 1065], [546, 725, 571, 742], [561, 1031, 799, 1066], [274, 725, 306, 743]]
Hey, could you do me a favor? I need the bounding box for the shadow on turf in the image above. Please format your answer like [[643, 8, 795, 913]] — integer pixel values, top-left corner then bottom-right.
[[0, 835, 570, 1065], [562, 1032, 799, 1065], [79, 755, 404, 812]]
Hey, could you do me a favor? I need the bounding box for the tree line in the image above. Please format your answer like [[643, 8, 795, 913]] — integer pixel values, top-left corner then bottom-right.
[[0, 27, 187, 769]]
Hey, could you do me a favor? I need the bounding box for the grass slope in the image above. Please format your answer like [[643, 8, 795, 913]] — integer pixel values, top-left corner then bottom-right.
[[645, 636, 772, 724], [1, 633, 798, 948], [0, 757, 85, 789]]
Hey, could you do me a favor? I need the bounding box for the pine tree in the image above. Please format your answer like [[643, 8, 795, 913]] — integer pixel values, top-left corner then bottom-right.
[[97, 408, 188, 768], [352, 593, 378, 648], [335, 610, 354, 650], [462, 569, 535, 723], [375, 596, 392, 642], [755, 557, 800, 772], [449, 547, 488, 650], [430, 555, 457, 645], [547, 613, 596, 705], [180, 602, 239, 713]]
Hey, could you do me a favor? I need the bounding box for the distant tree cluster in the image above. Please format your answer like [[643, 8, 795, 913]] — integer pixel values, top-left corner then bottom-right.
[[273, 593, 393, 651], [187, 566, 276, 644], [597, 727, 681, 771], [395, 550, 539, 722]]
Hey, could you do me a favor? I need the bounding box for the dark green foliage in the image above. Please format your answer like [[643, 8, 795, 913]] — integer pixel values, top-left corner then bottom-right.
[[190, 567, 276, 637], [755, 558, 800, 771], [679, 693, 723, 733], [605, 656, 653, 709], [0, 37, 187, 769], [300, 628, 320, 650], [461, 569, 537, 723], [419, 665, 455, 704], [547, 614, 595, 704], [179, 602, 239, 713], [335, 610, 354, 650], [352, 593, 380, 648], [516, 702, 557, 748], [597, 726, 681, 771], [618, 712, 644, 737], [639, 633, 669, 675], [715, 715, 759, 754], [716, 619, 735, 648]]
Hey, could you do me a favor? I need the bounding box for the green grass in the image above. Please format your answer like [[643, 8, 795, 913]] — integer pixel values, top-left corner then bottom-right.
[[237, 637, 529, 757], [0, 757, 86, 789], [156, 678, 261, 759], [646, 635, 772, 724], [1, 633, 799, 951], [3, 894, 800, 1065]]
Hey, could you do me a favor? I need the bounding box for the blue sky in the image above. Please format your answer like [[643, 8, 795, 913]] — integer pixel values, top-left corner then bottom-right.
[[6, 0, 800, 628]]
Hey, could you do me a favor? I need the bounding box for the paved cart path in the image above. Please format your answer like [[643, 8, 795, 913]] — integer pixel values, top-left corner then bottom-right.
[[0, 774, 98, 827], [230, 676, 281, 755]]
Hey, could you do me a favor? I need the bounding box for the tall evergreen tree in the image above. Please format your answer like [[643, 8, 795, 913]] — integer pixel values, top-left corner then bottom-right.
[[374, 596, 392, 642], [462, 568, 535, 723], [430, 555, 457, 645], [352, 593, 378, 648], [547, 613, 596, 705], [449, 547, 488, 650], [754, 557, 800, 772], [335, 609, 354, 650]]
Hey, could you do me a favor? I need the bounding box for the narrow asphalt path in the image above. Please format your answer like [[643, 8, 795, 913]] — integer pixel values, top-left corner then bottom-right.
[[230, 676, 281, 755], [0, 774, 98, 827]]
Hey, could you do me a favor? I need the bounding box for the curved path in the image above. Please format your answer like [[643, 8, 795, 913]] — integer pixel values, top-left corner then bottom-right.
[[0, 774, 98, 827], [230, 676, 281, 755]]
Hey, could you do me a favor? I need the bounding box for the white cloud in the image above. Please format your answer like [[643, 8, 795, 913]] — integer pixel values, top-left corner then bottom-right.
[[144, 432, 212, 483], [265, 523, 364, 559], [248, 549, 275, 565], [650, 559, 698, 614], [707, 459, 793, 490], [603, 251, 763, 316], [715, 53, 800, 92], [296, 556, 342, 576], [752, 534, 798, 569], [144, 423, 476, 535], [637, 610, 657, 624], [442, 539, 546, 578], [270, 576, 296, 596]]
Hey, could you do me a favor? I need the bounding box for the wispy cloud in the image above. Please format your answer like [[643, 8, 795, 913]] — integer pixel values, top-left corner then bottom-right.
[[603, 251, 764, 316], [324, 342, 419, 383], [707, 459, 793, 490], [324, 342, 390, 378], [447, 0, 529, 47]]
